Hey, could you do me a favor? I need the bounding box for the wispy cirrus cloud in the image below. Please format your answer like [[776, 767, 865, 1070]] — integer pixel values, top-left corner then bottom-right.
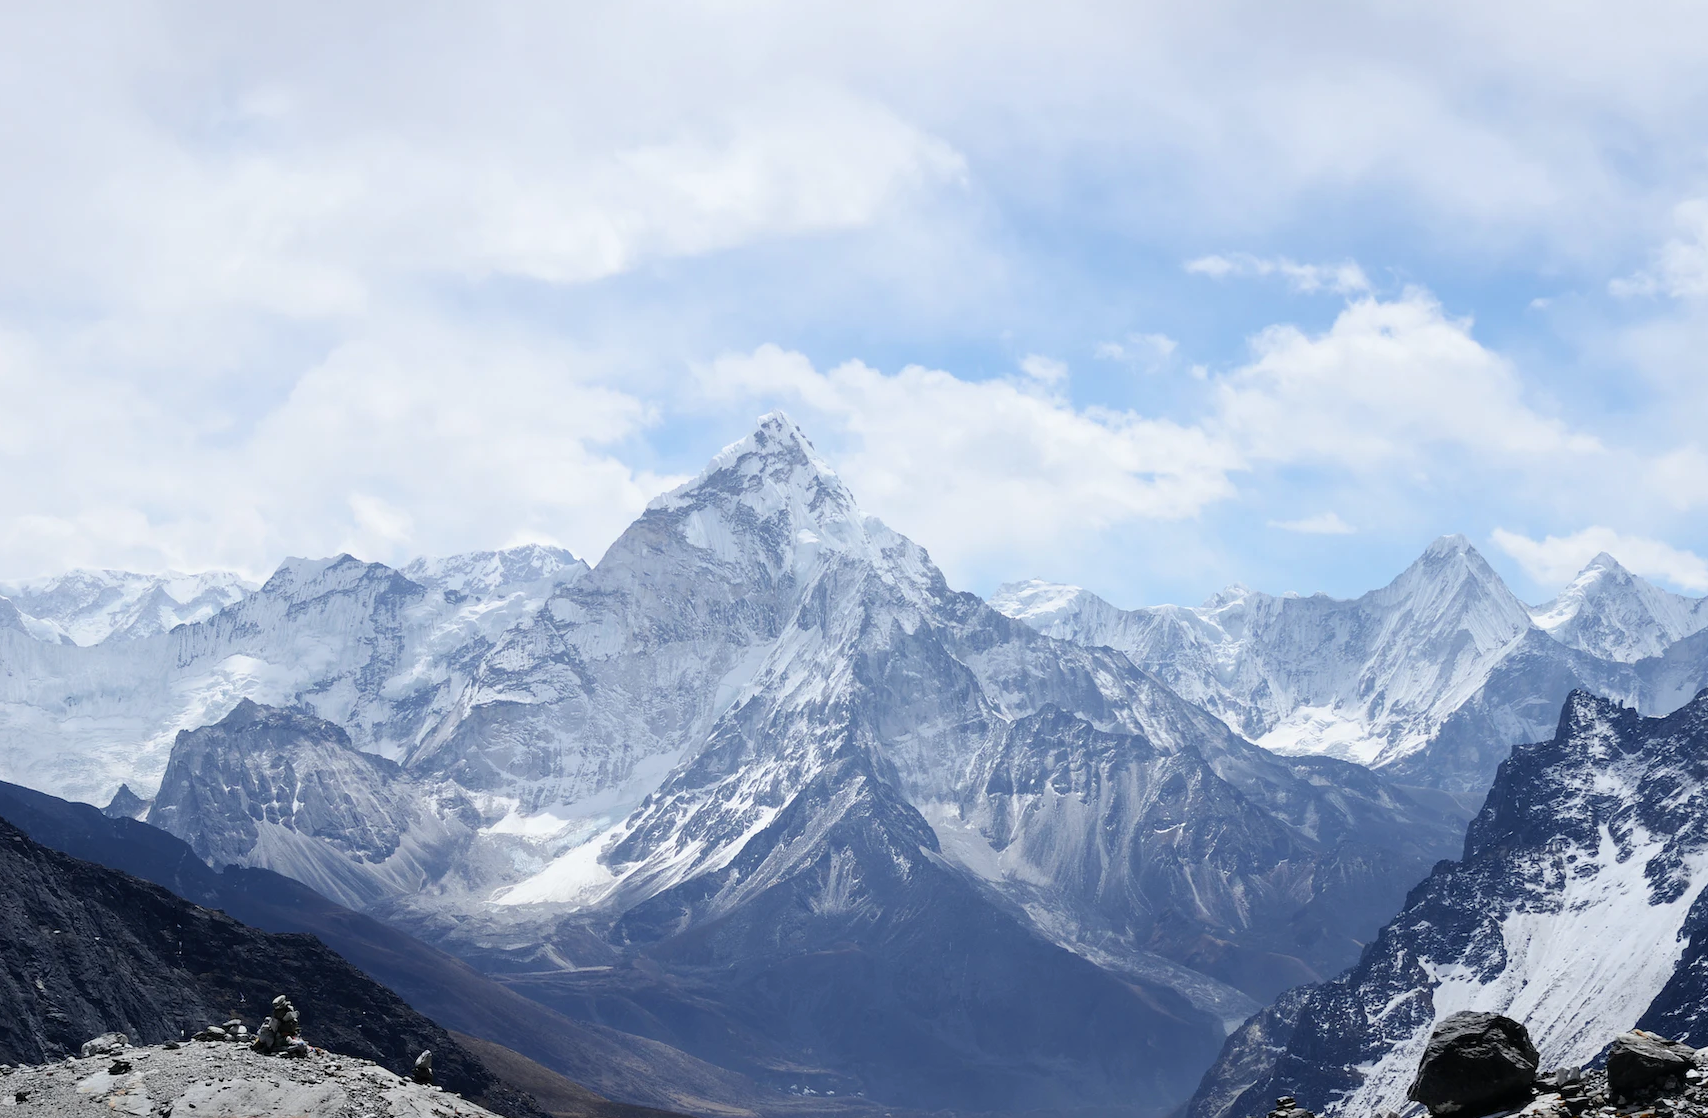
[[1611, 200, 1708, 299], [1186, 253, 1370, 295], [1269, 512, 1356, 535]]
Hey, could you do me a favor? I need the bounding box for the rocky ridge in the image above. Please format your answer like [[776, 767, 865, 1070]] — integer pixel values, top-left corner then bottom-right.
[[1187, 689, 1708, 1118]]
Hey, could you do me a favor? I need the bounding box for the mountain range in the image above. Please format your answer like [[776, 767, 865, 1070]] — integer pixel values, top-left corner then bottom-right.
[[991, 540, 1708, 800], [5, 412, 1708, 1116]]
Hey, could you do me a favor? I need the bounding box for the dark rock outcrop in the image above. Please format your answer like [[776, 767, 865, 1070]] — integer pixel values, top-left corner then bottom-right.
[[1606, 1031, 1699, 1103], [1406, 1012, 1537, 1116]]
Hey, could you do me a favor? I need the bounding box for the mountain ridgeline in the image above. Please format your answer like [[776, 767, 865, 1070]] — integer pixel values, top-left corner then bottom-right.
[[3, 412, 1708, 1116], [991, 542, 1708, 800]]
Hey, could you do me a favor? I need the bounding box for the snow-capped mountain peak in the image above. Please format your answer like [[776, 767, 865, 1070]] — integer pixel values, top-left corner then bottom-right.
[[1201, 583, 1252, 610], [650, 410, 846, 515], [1530, 551, 1708, 662], [638, 411, 903, 585]]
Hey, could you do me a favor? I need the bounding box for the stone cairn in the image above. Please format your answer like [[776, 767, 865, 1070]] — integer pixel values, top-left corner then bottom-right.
[[189, 994, 309, 1057]]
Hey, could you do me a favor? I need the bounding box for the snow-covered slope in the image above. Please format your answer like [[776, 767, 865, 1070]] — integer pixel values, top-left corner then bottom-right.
[[0, 568, 254, 645], [403, 544, 588, 600], [1187, 689, 1708, 1118]]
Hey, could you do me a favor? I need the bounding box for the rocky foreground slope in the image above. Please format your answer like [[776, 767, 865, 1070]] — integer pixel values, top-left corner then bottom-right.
[[0, 1039, 500, 1117], [0, 815, 539, 1116]]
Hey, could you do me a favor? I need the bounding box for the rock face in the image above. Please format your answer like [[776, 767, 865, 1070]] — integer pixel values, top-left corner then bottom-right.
[[1606, 1031, 1699, 1103], [1185, 690, 1708, 1118], [147, 701, 485, 909], [1405, 1012, 1538, 1116], [0, 815, 539, 1117], [100, 785, 149, 821]]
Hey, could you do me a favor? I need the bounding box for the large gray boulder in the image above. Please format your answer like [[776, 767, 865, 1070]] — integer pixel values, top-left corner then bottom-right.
[[1406, 1012, 1538, 1116], [1606, 1031, 1699, 1102], [79, 1032, 129, 1058]]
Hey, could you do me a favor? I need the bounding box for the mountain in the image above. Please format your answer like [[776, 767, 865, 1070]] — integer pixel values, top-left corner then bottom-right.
[[990, 539, 1708, 798], [0, 568, 254, 645], [1530, 552, 1708, 662], [1186, 689, 1708, 1118], [348, 417, 1455, 1113], [0, 814, 541, 1117]]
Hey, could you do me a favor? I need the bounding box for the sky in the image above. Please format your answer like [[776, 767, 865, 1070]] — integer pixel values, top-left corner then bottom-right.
[[3, 2, 1708, 608]]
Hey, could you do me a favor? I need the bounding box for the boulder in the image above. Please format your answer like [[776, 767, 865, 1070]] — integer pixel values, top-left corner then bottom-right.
[[78, 1032, 129, 1058], [1406, 1011, 1539, 1116], [1606, 1031, 1698, 1102]]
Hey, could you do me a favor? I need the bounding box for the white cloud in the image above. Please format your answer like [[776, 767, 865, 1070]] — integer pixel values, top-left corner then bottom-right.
[[688, 286, 1666, 582], [1491, 526, 1708, 592], [1650, 446, 1708, 510], [696, 345, 1238, 578], [1611, 199, 1708, 299], [1020, 354, 1069, 383], [1186, 253, 1371, 295], [1, 2, 1707, 596], [1268, 512, 1356, 535], [1212, 289, 1602, 469], [1095, 333, 1178, 367], [0, 319, 680, 579]]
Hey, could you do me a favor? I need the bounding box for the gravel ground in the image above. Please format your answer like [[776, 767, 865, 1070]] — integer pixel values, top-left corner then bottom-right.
[[0, 1040, 502, 1117]]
